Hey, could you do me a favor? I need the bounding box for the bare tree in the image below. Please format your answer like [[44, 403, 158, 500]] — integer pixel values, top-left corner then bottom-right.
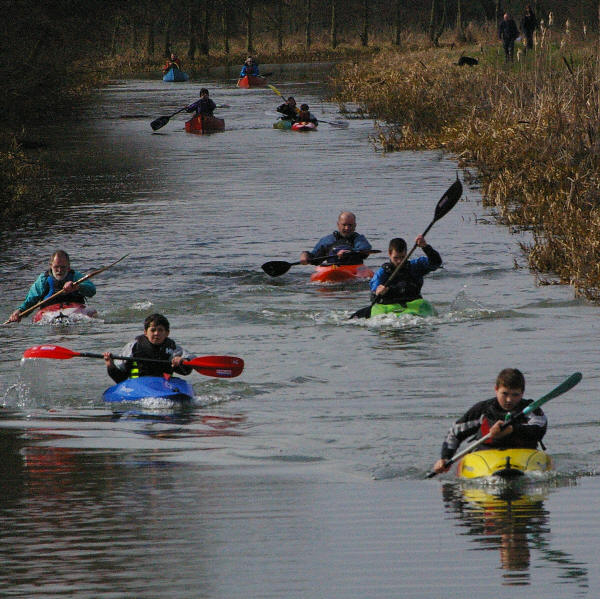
[[222, 0, 230, 55], [305, 0, 312, 49], [246, 0, 254, 54], [360, 0, 369, 47], [331, 0, 338, 49], [428, 0, 446, 46], [394, 0, 402, 47]]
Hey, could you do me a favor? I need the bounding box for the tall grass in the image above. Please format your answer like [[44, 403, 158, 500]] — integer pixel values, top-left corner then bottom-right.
[[333, 25, 600, 299]]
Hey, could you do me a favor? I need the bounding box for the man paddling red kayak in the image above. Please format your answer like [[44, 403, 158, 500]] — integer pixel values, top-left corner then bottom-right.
[[300, 212, 373, 267]]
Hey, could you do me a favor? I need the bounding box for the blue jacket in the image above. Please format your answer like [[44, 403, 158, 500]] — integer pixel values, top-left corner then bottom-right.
[[308, 231, 372, 265], [240, 64, 259, 77], [370, 246, 441, 303], [18, 270, 96, 311]]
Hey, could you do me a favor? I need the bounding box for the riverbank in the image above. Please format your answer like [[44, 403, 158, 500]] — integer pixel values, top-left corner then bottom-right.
[[332, 34, 600, 300]]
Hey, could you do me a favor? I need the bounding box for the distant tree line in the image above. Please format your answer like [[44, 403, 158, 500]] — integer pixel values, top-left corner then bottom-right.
[[2, 0, 600, 79]]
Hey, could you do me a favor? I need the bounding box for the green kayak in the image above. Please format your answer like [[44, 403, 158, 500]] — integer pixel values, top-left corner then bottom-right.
[[371, 299, 436, 317], [273, 119, 293, 130]]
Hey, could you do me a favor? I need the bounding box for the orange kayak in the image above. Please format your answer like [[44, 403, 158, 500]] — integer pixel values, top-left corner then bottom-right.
[[237, 75, 267, 88], [184, 115, 225, 133], [32, 302, 98, 324], [310, 264, 373, 283]]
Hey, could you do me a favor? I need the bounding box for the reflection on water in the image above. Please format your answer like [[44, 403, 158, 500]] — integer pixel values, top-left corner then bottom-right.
[[442, 482, 589, 588]]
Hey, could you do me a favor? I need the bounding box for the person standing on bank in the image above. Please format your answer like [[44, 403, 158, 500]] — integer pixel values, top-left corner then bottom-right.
[[499, 13, 520, 63], [521, 5, 538, 52], [300, 212, 372, 266]]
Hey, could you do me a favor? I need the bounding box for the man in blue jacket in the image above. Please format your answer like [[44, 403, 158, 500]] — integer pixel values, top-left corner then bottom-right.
[[300, 212, 372, 266]]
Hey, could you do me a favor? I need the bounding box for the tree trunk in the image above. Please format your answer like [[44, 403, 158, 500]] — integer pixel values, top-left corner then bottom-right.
[[222, 0, 230, 55], [305, 0, 312, 49], [277, 0, 283, 52], [199, 0, 213, 55], [428, 0, 437, 44], [146, 19, 155, 59], [188, 5, 197, 60], [246, 0, 254, 55], [393, 0, 401, 47], [456, 0, 465, 41], [111, 14, 121, 57], [360, 0, 369, 47], [330, 0, 337, 49]]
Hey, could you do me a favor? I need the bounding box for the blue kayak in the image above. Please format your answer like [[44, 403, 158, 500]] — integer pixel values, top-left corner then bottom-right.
[[103, 376, 194, 403], [162, 67, 189, 82]]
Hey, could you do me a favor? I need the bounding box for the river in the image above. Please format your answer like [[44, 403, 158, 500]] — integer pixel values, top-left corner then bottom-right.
[[0, 64, 598, 597]]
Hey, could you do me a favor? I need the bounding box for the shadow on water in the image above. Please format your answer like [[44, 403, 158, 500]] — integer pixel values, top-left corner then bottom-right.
[[442, 482, 589, 588]]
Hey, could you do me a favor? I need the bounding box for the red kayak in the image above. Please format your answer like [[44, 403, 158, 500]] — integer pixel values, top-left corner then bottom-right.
[[32, 302, 98, 324], [292, 121, 317, 132], [310, 264, 373, 283], [237, 75, 267, 88], [184, 115, 225, 134]]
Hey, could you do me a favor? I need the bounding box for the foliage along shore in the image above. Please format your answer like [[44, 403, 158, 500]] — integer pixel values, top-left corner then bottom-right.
[[332, 26, 600, 301]]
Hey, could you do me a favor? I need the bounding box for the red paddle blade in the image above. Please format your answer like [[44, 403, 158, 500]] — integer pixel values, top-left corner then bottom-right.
[[186, 356, 244, 378], [23, 345, 80, 360]]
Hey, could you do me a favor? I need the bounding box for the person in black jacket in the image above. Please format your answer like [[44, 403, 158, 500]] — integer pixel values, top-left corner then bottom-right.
[[521, 5, 537, 51], [432, 368, 547, 475], [276, 96, 298, 121], [103, 313, 194, 383], [499, 13, 520, 62]]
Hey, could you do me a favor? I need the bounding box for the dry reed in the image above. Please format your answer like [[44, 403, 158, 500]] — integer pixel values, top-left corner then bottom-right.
[[332, 27, 600, 300]]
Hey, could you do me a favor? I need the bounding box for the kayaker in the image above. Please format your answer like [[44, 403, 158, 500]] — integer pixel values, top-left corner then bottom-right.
[[276, 96, 298, 121], [297, 103, 318, 125], [8, 250, 96, 323], [185, 88, 217, 118], [300, 212, 372, 266], [239, 56, 259, 78], [163, 52, 182, 74], [103, 313, 194, 383], [370, 236, 441, 305], [432, 368, 548, 475]]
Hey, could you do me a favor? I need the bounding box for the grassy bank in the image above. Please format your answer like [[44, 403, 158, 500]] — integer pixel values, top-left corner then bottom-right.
[[332, 28, 600, 300]]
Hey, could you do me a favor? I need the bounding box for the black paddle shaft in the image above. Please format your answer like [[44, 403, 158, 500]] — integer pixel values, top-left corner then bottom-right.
[[262, 250, 381, 277]]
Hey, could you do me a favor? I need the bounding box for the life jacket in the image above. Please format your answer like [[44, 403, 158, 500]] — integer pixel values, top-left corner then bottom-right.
[[128, 335, 178, 379], [43, 270, 86, 305], [372, 262, 422, 304], [324, 232, 363, 265]]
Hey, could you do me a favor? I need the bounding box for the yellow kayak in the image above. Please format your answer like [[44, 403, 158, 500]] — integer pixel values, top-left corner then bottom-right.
[[456, 448, 552, 479]]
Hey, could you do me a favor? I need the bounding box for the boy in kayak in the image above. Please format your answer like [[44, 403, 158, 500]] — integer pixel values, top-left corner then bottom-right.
[[432, 368, 548, 474], [300, 212, 372, 266], [276, 96, 298, 121], [370, 235, 441, 305], [8, 250, 96, 322], [186, 88, 217, 118], [240, 56, 259, 78], [297, 103, 318, 125], [103, 313, 194, 383]]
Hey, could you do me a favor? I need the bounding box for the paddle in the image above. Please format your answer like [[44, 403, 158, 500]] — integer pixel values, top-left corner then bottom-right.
[[262, 250, 381, 277], [22, 344, 244, 378], [151, 106, 188, 131], [267, 84, 349, 129], [3, 254, 128, 325], [425, 371, 583, 478], [349, 178, 463, 319]]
